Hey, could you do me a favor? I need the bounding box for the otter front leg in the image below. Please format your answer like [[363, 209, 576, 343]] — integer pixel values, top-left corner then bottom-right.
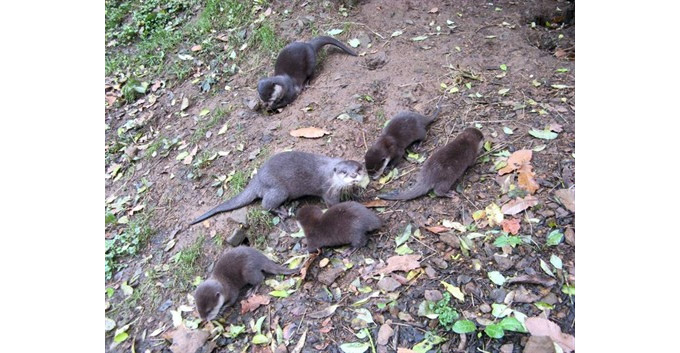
[[322, 189, 341, 206]]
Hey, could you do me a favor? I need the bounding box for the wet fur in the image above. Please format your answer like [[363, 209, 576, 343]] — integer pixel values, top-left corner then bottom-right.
[[296, 201, 382, 252], [257, 36, 357, 110], [365, 108, 440, 178], [378, 128, 484, 200], [190, 151, 365, 225], [195, 246, 297, 321]]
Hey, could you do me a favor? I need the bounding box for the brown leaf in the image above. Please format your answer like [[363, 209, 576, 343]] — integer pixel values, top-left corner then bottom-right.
[[554, 188, 575, 213], [425, 226, 449, 234], [377, 323, 394, 345], [216, 33, 229, 42], [506, 274, 556, 287], [501, 218, 521, 235], [498, 150, 533, 175], [290, 329, 307, 353], [523, 336, 555, 353], [168, 325, 209, 353], [518, 164, 540, 194], [554, 48, 567, 58], [362, 199, 389, 208], [191, 45, 202, 52], [501, 195, 539, 215], [524, 317, 575, 353], [289, 127, 330, 139], [377, 277, 401, 291], [151, 81, 162, 92], [105, 94, 117, 106], [299, 252, 318, 280], [549, 122, 563, 132], [240, 294, 270, 314], [428, 7, 439, 13], [378, 255, 421, 275], [308, 304, 339, 319]]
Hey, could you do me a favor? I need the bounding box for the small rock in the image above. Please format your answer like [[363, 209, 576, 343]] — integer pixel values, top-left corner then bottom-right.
[[555, 207, 569, 218], [494, 253, 514, 271], [479, 303, 492, 313], [523, 335, 556, 353], [226, 226, 248, 246], [541, 292, 559, 305], [539, 209, 555, 217], [490, 288, 507, 303], [431, 257, 448, 269], [245, 97, 260, 111], [226, 208, 249, 225], [378, 277, 401, 291], [267, 121, 281, 131], [261, 134, 273, 144], [158, 299, 173, 312], [439, 234, 460, 248], [317, 267, 345, 285], [424, 290, 443, 302], [402, 91, 418, 104], [248, 147, 261, 161], [365, 52, 388, 70], [500, 343, 514, 353], [464, 282, 480, 296], [377, 323, 394, 345], [565, 228, 575, 246], [425, 266, 437, 279]]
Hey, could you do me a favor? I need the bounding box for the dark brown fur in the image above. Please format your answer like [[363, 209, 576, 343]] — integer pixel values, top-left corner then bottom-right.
[[364, 108, 439, 178], [195, 246, 296, 321], [296, 201, 382, 252], [378, 128, 484, 200]]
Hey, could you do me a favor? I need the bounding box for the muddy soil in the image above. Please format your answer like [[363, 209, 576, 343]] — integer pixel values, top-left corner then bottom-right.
[[105, 1, 575, 352]]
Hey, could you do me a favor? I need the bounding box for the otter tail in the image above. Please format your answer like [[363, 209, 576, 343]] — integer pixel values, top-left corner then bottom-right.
[[378, 177, 431, 201], [309, 36, 358, 56], [423, 105, 442, 126], [262, 259, 299, 275], [189, 182, 259, 226]]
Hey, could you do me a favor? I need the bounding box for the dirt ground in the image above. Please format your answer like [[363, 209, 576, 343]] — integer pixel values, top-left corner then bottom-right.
[[105, 1, 575, 352]]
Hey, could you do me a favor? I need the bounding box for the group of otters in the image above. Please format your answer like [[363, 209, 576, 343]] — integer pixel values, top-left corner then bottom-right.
[[189, 37, 484, 321]]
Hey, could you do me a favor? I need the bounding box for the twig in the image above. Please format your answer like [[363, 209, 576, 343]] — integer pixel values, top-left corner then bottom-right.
[[362, 130, 368, 153]]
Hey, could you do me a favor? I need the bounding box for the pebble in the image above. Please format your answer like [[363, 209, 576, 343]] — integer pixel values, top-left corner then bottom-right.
[[424, 290, 443, 302], [490, 288, 507, 303], [479, 303, 491, 313]]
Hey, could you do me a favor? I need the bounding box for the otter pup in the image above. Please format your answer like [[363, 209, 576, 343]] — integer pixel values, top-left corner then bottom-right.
[[296, 201, 382, 252], [257, 36, 357, 111], [378, 128, 484, 201], [190, 151, 366, 225], [365, 107, 440, 179], [195, 246, 297, 321]]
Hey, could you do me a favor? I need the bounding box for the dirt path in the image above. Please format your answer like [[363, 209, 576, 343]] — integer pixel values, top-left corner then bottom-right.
[[105, 1, 575, 352]]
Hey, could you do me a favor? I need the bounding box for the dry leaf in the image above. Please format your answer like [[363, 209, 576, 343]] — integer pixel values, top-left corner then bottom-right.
[[362, 199, 389, 208], [191, 45, 202, 52], [429, 7, 439, 13], [377, 323, 394, 345], [554, 188, 575, 213], [549, 122, 563, 132], [524, 317, 576, 353], [299, 252, 318, 280], [168, 325, 209, 353], [501, 195, 539, 215], [554, 48, 567, 58], [506, 274, 556, 287], [425, 226, 449, 234], [290, 127, 330, 138], [518, 163, 540, 194], [378, 255, 421, 274], [216, 34, 229, 42], [523, 336, 555, 353], [240, 294, 270, 314], [105, 94, 117, 106], [398, 348, 417, 353], [501, 218, 521, 235], [498, 150, 532, 175], [308, 304, 339, 319], [151, 81, 162, 92]]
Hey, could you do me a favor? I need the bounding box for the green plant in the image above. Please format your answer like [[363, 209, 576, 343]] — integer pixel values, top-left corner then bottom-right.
[[171, 235, 206, 288], [105, 213, 154, 280], [432, 293, 460, 331]]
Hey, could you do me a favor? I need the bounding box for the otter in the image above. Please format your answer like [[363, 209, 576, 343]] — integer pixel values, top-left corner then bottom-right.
[[378, 128, 484, 201], [365, 107, 440, 179], [190, 151, 366, 225], [195, 246, 297, 321], [257, 36, 357, 111], [296, 201, 382, 252]]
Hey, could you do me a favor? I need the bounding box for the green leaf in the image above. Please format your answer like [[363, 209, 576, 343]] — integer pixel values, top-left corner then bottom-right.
[[488, 271, 506, 286], [269, 290, 290, 298], [484, 141, 492, 151], [411, 35, 428, 41], [327, 28, 343, 35], [550, 254, 563, 269], [452, 320, 477, 334], [106, 287, 114, 298], [499, 317, 527, 332], [199, 109, 210, 116], [395, 243, 414, 255], [339, 342, 370, 353], [484, 324, 505, 339], [176, 151, 189, 160], [498, 88, 510, 95], [491, 303, 511, 318], [252, 334, 270, 344], [395, 224, 412, 247], [493, 235, 522, 247], [503, 127, 514, 135], [348, 38, 361, 48], [562, 284, 575, 295], [391, 30, 403, 37], [556, 68, 570, 73], [529, 129, 558, 140], [534, 301, 554, 310], [533, 144, 547, 152], [546, 229, 564, 246], [354, 308, 374, 325], [418, 300, 439, 319], [500, 64, 508, 71], [121, 281, 133, 296], [413, 332, 447, 352], [253, 315, 266, 334], [113, 332, 129, 343], [539, 258, 555, 277]]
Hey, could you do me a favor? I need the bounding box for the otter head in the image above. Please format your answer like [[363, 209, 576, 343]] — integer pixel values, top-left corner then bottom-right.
[[257, 77, 287, 111], [296, 205, 324, 225], [461, 127, 484, 153], [333, 160, 366, 186], [365, 136, 399, 179], [195, 279, 227, 321]]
